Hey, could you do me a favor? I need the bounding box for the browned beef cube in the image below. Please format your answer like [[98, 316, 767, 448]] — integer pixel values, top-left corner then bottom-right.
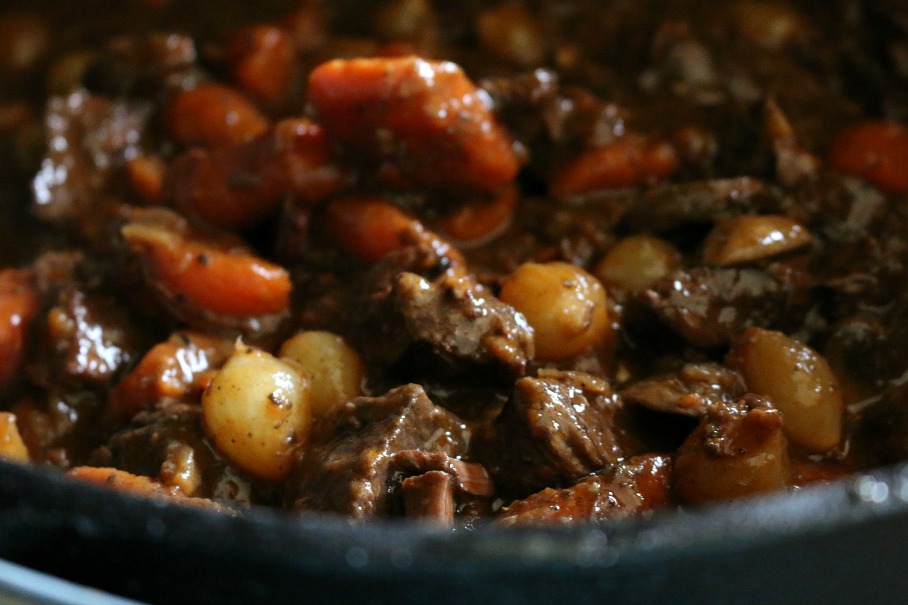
[[32, 288, 144, 390], [289, 384, 469, 518], [32, 90, 150, 226], [355, 267, 534, 383], [95, 403, 253, 505], [84, 33, 198, 98], [497, 454, 673, 525], [620, 362, 747, 417], [472, 370, 642, 498], [400, 471, 455, 524], [639, 267, 792, 349]]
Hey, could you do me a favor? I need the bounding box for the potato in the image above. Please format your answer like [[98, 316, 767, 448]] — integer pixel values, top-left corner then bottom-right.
[[727, 328, 844, 453], [0, 412, 28, 463], [499, 261, 609, 361], [279, 331, 365, 418], [202, 345, 312, 480], [475, 3, 546, 66], [594, 235, 681, 292], [674, 398, 790, 504], [702, 215, 810, 266]]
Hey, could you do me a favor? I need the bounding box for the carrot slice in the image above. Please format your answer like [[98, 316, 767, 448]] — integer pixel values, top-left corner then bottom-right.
[[165, 82, 268, 148], [827, 121, 908, 194], [308, 56, 521, 195], [121, 211, 291, 319], [0, 269, 39, 394], [551, 135, 678, 199], [169, 118, 343, 231], [225, 25, 298, 111], [325, 197, 422, 263], [67, 466, 225, 510], [437, 185, 518, 246]]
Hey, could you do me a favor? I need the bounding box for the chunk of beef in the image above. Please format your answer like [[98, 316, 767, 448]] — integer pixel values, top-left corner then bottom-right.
[[622, 177, 777, 232], [479, 68, 561, 151], [787, 176, 886, 244], [850, 382, 908, 466], [351, 242, 534, 383], [32, 90, 150, 230], [289, 384, 469, 518], [83, 33, 199, 98], [94, 402, 253, 505], [472, 370, 642, 498], [31, 288, 145, 391], [497, 454, 672, 525], [400, 471, 455, 524], [389, 450, 494, 497], [9, 390, 106, 468], [639, 267, 794, 349], [390, 450, 495, 525], [620, 362, 746, 417]]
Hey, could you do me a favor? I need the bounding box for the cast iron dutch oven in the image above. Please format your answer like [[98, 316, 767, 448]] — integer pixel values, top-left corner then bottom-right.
[[2, 457, 908, 605]]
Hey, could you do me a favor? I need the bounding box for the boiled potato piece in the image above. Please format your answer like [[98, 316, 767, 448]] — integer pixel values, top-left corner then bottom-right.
[[594, 235, 681, 292], [279, 330, 364, 418], [202, 345, 312, 480], [0, 412, 28, 462], [727, 327, 844, 453], [675, 397, 790, 504], [499, 261, 609, 361], [702, 215, 810, 266]]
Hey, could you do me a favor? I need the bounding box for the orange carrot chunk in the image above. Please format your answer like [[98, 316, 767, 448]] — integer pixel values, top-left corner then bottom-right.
[[121, 210, 291, 319], [308, 56, 521, 195], [169, 118, 344, 230], [827, 121, 908, 194], [225, 25, 298, 111], [165, 82, 269, 149], [437, 185, 518, 246], [325, 197, 422, 263], [0, 269, 40, 395], [550, 135, 678, 200]]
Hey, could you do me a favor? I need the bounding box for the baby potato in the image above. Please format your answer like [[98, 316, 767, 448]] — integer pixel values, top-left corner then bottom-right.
[[727, 328, 844, 453], [202, 345, 312, 481], [0, 412, 28, 463], [499, 261, 608, 361], [702, 215, 811, 266], [279, 331, 365, 418], [594, 235, 681, 292], [675, 397, 790, 504]]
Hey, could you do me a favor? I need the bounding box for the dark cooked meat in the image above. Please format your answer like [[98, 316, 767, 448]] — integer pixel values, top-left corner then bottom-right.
[[622, 178, 779, 233], [639, 267, 796, 349], [400, 471, 455, 524], [31, 89, 150, 229], [289, 384, 469, 518], [497, 454, 672, 524], [620, 363, 747, 417], [389, 450, 494, 498], [93, 402, 253, 505], [851, 382, 908, 466], [30, 288, 144, 391], [83, 33, 199, 98], [351, 244, 534, 383], [472, 370, 642, 498]]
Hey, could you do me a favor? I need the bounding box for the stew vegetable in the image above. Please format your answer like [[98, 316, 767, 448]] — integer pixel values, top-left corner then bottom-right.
[[0, 0, 907, 526]]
